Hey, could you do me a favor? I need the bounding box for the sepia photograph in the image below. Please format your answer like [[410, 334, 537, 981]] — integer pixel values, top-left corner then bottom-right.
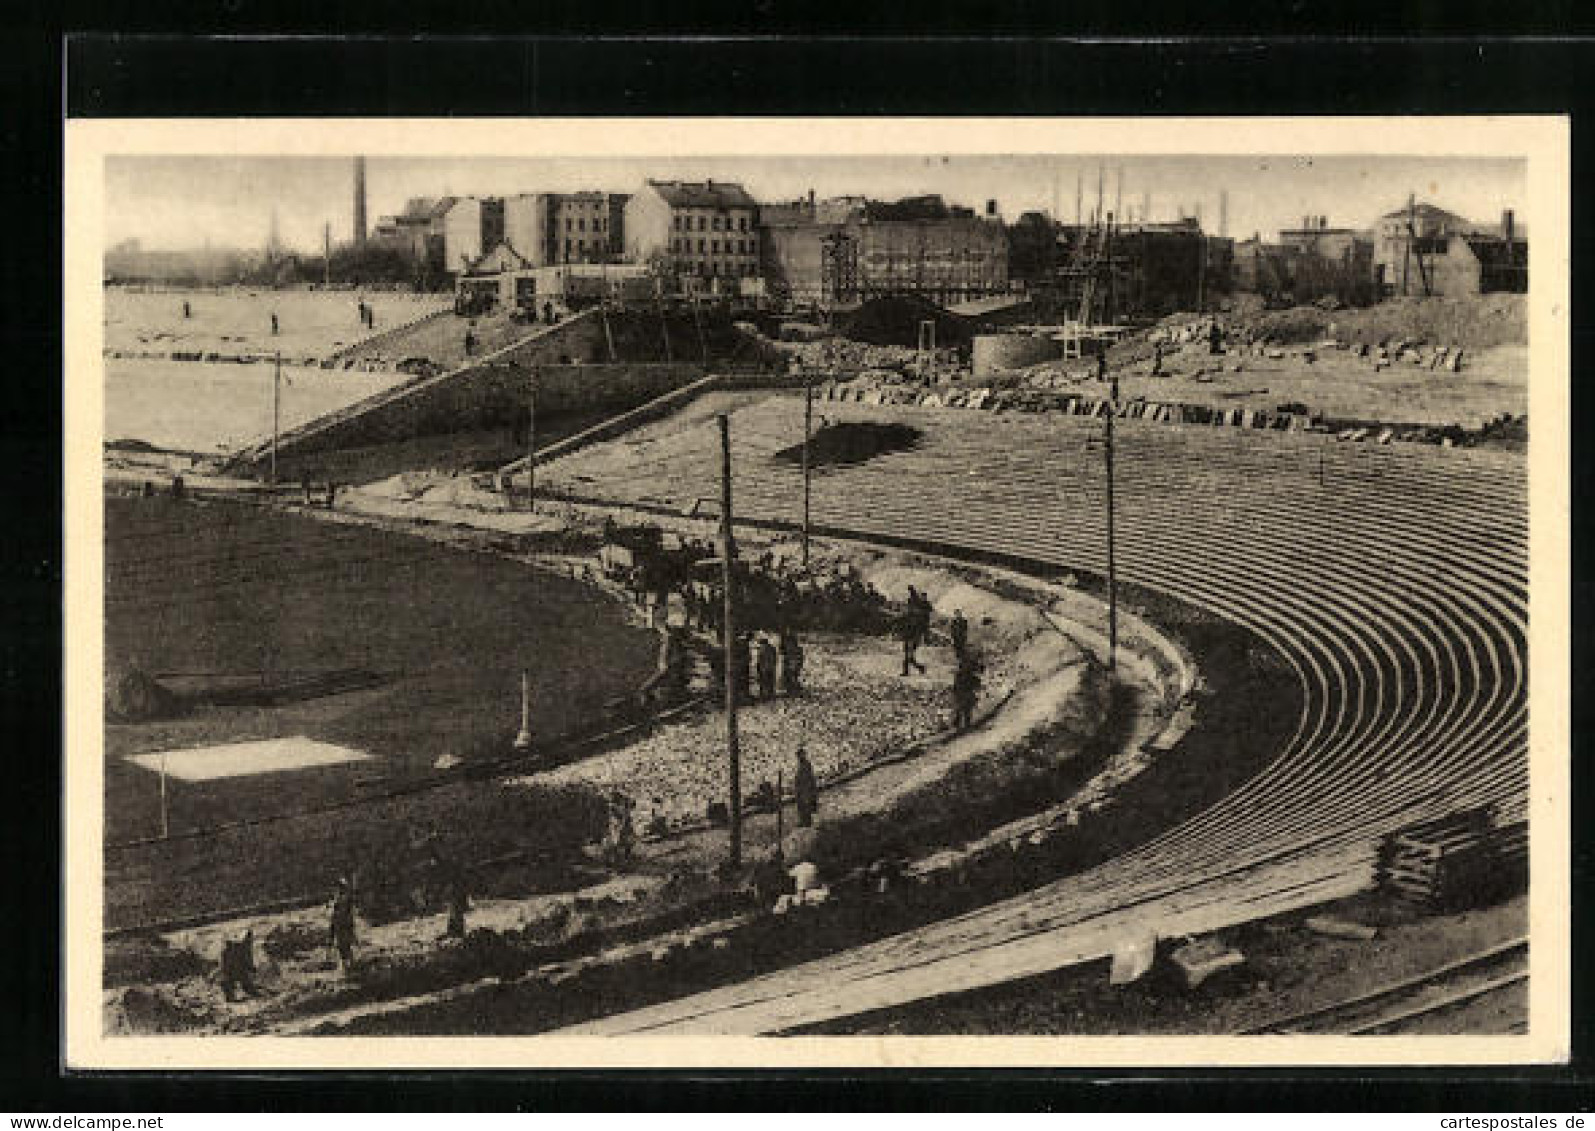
[[61, 116, 1570, 1069]]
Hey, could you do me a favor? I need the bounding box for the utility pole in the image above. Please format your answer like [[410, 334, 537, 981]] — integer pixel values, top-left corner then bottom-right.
[[271, 349, 281, 487], [323, 222, 332, 288], [717, 414, 743, 869], [158, 750, 169, 839], [802, 366, 814, 567], [1104, 360, 1119, 673], [526, 365, 538, 512]]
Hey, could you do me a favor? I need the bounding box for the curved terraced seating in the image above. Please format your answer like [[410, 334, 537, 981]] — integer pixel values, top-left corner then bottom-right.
[[537, 398, 1528, 1034]]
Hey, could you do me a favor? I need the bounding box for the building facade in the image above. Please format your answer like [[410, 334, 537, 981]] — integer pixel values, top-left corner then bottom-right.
[[760, 194, 1009, 307], [1373, 202, 1526, 297], [626, 179, 761, 290]]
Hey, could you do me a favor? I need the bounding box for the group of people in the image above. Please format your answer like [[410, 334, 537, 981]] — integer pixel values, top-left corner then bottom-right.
[[713, 626, 806, 705]]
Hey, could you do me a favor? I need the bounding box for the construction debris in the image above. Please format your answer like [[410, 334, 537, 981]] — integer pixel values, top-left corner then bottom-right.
[[1376, 808, 1525, 910], [1168, 937, 1246, 989]]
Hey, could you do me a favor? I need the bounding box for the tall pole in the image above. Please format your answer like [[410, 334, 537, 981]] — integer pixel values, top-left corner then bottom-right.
[[1105, 362, 1119, 673], [802, 367, 814, 567], [514, 669, 534, 750], [718, 414, 743, 869], [271, 349, 281, 487], [158, 750, 169, 839], [526, 365, 538, 512]]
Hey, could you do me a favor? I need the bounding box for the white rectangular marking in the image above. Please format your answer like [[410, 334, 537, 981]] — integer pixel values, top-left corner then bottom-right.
[[126, 737, 370, 782]]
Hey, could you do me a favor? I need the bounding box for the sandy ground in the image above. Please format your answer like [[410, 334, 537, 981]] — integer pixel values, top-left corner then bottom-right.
[[104, 287, 449, 362], [105, 356, 407, 454]]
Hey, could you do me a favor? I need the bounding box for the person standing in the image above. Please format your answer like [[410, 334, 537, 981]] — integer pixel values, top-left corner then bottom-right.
[[755, 634, 778, 701], [952, 652, 983, 732], [793, 747, 818, 828], [430, 846, 470, 940], [271, 311, 280, 336], [898, 587, 928, 676], [780, 627, 805, 696], [949, 608, 969, 660], [328, 875, 357, 973], [182, 300, 191, 319]]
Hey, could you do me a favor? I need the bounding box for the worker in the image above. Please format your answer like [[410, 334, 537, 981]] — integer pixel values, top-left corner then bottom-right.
[[755, 634, 778, 701], [793, 747, 818, 828], [328, 875, 357, 973], [270, 311, 279, 336], [952, 652, 983, 732], [1208, 319, 1223, 355], [182, 300, 191, 319], [464, 327, 477, 356], [218, 930, 259, 1001], [949, 608, 969, 660], [898, 587, 928, 676], [779, 627, 805, 696], [430, 846, 470, 940], [543, 301, 556, 325]]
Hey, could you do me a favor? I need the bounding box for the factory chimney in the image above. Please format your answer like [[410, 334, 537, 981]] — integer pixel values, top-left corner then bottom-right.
[[1218, 189, 1228, 238], [353, 156, 368, 246]]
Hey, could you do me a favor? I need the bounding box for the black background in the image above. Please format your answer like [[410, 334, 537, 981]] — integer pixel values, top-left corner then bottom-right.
[[5, 22, 1592, 1111]]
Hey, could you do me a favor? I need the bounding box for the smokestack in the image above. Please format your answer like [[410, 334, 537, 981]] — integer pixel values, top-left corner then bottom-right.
[[353, 156, 368, 246], [1503, 208, 1515, 243], [1218, 189, 1228, 238]]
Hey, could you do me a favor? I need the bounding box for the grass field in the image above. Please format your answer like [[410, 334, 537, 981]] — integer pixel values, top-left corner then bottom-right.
[[103, 496, 658, 927]]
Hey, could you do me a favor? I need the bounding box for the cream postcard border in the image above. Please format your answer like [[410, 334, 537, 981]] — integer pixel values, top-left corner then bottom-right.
[[63, 115, 1571, 1070]]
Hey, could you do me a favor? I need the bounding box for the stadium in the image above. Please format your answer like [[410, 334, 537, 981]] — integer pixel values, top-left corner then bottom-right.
[[100, 251, 1531, 1040]]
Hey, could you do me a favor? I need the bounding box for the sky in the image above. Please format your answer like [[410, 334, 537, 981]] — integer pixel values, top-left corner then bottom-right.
[[104, 153, 1527, 254]]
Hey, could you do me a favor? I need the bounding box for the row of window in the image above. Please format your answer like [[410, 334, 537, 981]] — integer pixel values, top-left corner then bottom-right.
[[673, 213, 750, 233], [693, 261, 759, 278], [565, 216, 608, 233], [672, 237, 756, 255]]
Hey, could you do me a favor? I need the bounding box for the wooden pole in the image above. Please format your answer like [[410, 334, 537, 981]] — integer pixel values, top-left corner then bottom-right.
[[158, 750, 169, 839], [1105, 365, 1118, 673], [527, 365, 538, 513], [802, 368, 814, 567], [271, 350, 281, 487], [776, 769, 784, 858], [718, 414, 742, 869]]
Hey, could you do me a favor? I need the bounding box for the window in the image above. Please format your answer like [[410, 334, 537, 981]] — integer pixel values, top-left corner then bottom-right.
[[739, 216, 748, 232], [712, 239, 720, 254], [713, 215, 722, 231], [736, 239, 745, 254], [697, 215, 706, 231], [698, 238, 705, 254], [564, 238, 572, 257], [565, 218, 573, 233], [578, 218, 586, 232], [673, 215, 682, 231]]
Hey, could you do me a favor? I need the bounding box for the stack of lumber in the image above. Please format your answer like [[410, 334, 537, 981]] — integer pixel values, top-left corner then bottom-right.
[[1377, 807, 1521, 909]]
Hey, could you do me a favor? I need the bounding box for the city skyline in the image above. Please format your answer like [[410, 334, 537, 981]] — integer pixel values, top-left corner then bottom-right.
[[105, 153, 1526, 256]]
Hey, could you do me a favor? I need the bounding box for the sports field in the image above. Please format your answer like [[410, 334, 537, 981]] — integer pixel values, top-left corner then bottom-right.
[[103, 496, 657, 858]]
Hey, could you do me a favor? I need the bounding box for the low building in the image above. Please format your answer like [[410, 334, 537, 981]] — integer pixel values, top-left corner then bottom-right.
[[457, 243, 656, 313], [1373, 203, 1527, 297]]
